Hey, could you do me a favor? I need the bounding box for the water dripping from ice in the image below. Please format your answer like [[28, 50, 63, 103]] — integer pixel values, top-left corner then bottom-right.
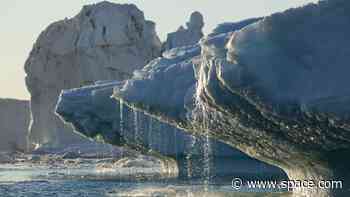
[[201, 104, 212, 190], [119, 100, 124, 140], [119, 99, 125, 156], [186, 136, 196, 179], [174, 128, 178, 160], [148, 117, 153, 151], [133, 109, 139, 144]]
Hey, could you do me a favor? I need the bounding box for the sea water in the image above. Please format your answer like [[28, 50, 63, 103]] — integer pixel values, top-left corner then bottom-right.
[[0, 157, 290, 197]]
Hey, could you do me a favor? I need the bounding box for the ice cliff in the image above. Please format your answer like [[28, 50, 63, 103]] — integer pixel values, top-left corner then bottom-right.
[[111, 0, 350, 196], [0, 99, 30, 152], [24, 2, 162, 147]]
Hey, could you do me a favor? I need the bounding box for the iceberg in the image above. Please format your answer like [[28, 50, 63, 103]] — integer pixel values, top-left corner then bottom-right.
[[111, 1, 350, 196], [24, 2, 162, 148], [55, 17, 286, 180]]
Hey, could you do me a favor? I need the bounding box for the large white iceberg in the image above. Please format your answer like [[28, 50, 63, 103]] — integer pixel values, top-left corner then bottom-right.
[[24, 2, 162, 148], [55, 17, 277, 180]]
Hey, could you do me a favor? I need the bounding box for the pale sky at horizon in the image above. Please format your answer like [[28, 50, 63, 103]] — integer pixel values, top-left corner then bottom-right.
[[1, 0, 318, 100]]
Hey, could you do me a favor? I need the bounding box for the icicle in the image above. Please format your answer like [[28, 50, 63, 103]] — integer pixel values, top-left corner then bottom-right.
[[133, 109, 140, 145], [148, 117, 153, 150], [174, 128, 178, 160], [119, 100, 124, 139], [119, 99, 124, 157]]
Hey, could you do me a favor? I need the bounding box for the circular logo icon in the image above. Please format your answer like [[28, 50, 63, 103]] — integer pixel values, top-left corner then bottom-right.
[[232, 178, 243, 190]]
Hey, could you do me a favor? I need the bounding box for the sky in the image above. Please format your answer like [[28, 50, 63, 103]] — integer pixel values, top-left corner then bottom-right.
[[0, 0, 318, 100]]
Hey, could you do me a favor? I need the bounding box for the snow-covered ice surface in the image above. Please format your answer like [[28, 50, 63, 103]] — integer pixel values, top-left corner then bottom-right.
[[209, 17, 261, 36]]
